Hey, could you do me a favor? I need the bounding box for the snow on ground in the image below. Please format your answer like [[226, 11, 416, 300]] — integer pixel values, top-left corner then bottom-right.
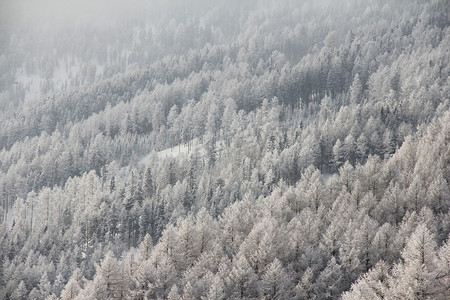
[[16, 73, 42, 103], [17, 57, 104, 103], [140, 138, 206, 164], [147, 138, 226, 163], [322, 173, 334, 183], [117, 165, 131, 185], [118, 138, 213, 184], [117, 138, 227, 185]]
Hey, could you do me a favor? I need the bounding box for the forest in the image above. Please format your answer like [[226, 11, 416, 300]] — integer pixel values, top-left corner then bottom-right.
[[0, 0, 449, 299]]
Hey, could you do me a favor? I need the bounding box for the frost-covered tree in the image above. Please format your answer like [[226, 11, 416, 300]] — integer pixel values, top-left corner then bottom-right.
[[226, 255, 258, 299], [387, 224, 443, 299], [313, 257, 344, 299], [61, 268, 85, 300], [260, 258, 293, 299], [294, 267, 314, 300], [205, 275, 225, 300], [92, 251, 126, 299], [342, 261, 389, 300], [349, 73, 363, 105]]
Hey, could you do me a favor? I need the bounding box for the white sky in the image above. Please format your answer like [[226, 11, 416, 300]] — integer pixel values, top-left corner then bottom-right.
[[1, 0, 154, 29]]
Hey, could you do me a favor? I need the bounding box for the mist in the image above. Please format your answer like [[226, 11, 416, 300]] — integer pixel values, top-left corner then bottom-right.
[[2, 0, 154, 27]]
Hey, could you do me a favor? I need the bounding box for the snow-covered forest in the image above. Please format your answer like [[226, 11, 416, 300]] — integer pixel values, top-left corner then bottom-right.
[[0, 0, 449, 299]]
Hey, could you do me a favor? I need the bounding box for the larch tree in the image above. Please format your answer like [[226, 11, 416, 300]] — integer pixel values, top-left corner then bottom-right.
[[37, 271, 52, 300], [11, 280, 27, 300], [332, 139, 345, 171], [356, 133, 369, 164], [343, 133, 356, 165], [61, 268, 85, 300], [259, 258, 293, 299], [168, 284, 181, 300], [355, 215, 378, 273], [150, 256, 178, 299], [195, 208, 218, 255], [172, 218, 201, 273], [181, 281, 196, 300], [313, 257, 344, 300], [342, 261, 389, 300], [435, 239, 450, 297], [226, 255, 258, 299], [339, 222, 362, 286], [92, 251, 126, 300], [294, 267, 314, 300], [370, 223, 396, 265], [205, 275, 226, 300], [349, 73, 363, 105], [387, 223, 443, 299], [375, 181, 405, 225], [237, 217, 283, 275], [137, 233, 153, 263], [130, 259, 155, 300]]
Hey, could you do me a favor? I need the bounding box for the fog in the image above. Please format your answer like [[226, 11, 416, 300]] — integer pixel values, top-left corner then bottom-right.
[[1, 0, 155, 28], [1, 0, 350, 33], [0, 0, 379, 105]]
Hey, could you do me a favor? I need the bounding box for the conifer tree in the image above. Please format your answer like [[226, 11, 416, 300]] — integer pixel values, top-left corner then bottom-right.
[[388, 224, 442, 299], [260, 258, 293, 299]]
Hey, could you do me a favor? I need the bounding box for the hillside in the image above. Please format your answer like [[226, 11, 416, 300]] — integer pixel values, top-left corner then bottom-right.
[[0, 0, 449, 299]]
